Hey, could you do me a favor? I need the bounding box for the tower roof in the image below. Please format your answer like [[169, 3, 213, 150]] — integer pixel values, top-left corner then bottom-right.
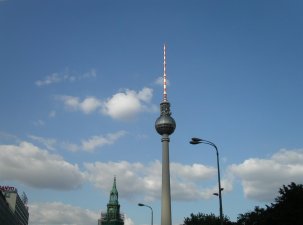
[[109, 177, 119, 204]]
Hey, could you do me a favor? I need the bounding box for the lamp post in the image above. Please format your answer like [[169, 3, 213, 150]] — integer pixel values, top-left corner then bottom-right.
[[138, 203, 153, 225], [190, 137, 223, 225]]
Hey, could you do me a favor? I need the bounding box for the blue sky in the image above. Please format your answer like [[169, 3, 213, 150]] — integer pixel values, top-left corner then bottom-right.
[[1, 0, 303, 225]]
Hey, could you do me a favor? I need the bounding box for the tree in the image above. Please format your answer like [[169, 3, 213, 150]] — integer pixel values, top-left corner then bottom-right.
[[236, 206, 272, 225], [183, 212, 235, 225], [237, 182, 303, 225], [270, 182, 303, 225]]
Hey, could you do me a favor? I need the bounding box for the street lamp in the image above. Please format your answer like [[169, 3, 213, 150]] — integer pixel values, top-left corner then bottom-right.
[[138, 203, 153, 225], [213, 188, 224, 196], [190, 137, 224, 225]]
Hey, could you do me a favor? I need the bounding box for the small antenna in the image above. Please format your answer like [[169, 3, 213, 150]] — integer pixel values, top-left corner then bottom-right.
[[163, 44, 167, 102]]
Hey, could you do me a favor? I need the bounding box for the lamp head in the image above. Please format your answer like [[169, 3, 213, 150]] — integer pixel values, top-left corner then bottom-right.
[[190, 137, 202, 144], [192, 137, 202, 142], [138, 203, 145, 206]]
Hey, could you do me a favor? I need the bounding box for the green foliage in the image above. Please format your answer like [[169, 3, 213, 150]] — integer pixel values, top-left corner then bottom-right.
[[236, 182, 303, 225], [183, 212, 235, 225], [270, 182, 303, 225], [183, 183, 303, 225]]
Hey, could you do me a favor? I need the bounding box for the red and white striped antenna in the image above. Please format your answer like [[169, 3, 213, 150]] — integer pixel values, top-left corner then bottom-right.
[[163, 44, 167, 102]]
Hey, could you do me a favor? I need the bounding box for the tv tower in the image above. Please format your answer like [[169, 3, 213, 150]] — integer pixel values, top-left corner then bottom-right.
[[155, 44, 176, 225]]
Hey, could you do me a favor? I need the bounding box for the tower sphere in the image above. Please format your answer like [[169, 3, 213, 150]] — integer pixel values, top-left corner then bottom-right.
[[155, 114, 176, 135]]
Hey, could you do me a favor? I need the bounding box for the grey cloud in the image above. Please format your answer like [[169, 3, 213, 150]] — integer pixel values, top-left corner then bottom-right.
[[229, 149, 303, 202], [29, 202, 99, 225], [84, 160, 220, 202], [29, 202, 135, 225], [0, 142, 84, 190]]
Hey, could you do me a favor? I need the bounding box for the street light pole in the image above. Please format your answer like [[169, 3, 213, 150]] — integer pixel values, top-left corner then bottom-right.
[[190, 137, 223, 225], [138, 203, 153, 225]]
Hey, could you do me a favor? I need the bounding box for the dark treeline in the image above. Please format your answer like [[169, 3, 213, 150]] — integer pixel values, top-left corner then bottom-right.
[[183, 182, 303, 225]]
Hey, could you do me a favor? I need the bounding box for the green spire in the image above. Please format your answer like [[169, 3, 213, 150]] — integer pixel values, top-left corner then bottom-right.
[[99, 177, 124, 225], [109, 176, 118, 204]]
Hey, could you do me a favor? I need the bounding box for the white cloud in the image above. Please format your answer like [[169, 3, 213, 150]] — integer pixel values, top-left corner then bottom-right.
[[137, 87, 153, 102], [0, 142, 84, 190], [81, 97, 102, 114], [60, 95, 80, 109], [28, 135, 57, 151], [58, 87, 157, 121], [102, 87, 156, 120], [171, 163, 215, 181], [84, 160, 219, 202], [35, 73, 61, 86], [170, 162, 220, 201], [229, 149, 303, 202], [81, 131, 127, 152], [26, 131, 126, 153], [29, 202, 99, 225], [35, 68, 96, 86], [102, 91, 141, 120], [124, 214, 135, 225], [59, 95, 102, 114]]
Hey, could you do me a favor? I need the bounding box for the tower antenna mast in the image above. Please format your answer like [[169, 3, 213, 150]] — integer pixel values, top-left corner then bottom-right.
[[163, 44, 167, 102]]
